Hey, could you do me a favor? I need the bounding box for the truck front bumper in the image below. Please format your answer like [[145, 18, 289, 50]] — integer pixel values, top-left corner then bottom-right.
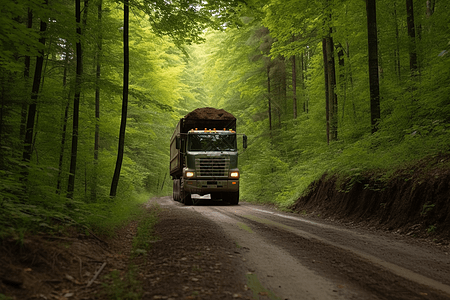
[[183, 179, 239, 194]]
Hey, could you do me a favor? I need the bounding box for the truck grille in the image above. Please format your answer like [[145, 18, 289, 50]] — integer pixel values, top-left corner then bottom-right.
[[196, 157, 229, 177]]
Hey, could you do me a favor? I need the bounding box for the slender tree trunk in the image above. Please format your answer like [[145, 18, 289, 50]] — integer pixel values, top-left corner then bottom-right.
[[366, 0, 381, 133], [57, 99, 70, 194], [336, 43, 345, 122], [406, 0, 418, 74], [21, 8, 33, 141], [393, 5, 401, 81], [67, 0, 84, 199], [56, 51, 70, 194], [92, 0, 102, 201], [267, 65, 272, 135], [110, 0, 129, 197], [322, 38, 330, 144], [326, 35, 338, 141], [23, 0, 48, 164], [281, 62, 287, 121], [426, 0, 435, 17], [301, 52, 307, 113], [292, 54, 297, 119], [406, 0, 418, 76]]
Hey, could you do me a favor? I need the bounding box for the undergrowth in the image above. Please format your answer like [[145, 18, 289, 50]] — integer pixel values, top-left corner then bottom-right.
[[240, 121, 450, 208], [101, 265, 143, 300], [101, 202, 160, 299], [131, 203, 160, 256], [0, 191, 153, 241]]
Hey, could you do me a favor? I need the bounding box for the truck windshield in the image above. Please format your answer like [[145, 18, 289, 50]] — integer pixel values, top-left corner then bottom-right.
[[188, 133, 237, 151]]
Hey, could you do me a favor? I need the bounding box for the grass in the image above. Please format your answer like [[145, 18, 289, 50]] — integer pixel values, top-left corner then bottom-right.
[[131, 203, 160, 256], [101, 265, 143, 300], [84, 192, 154, 237], [102, 200, 161, 298]]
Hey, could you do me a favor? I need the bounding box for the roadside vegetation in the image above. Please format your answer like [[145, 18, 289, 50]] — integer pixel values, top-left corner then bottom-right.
[[189, 1, 450, 209], [1, 0, 449, 245], [4, 0, 449, 298]]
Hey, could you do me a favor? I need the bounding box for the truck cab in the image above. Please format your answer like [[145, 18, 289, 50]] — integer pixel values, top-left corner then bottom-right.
[[170, 108, 246, 205]]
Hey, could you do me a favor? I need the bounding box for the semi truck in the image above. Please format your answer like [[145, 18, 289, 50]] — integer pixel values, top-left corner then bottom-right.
[[170, 107, 247, 205]]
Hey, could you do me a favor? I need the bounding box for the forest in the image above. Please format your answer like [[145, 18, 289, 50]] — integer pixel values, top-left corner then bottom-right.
[[0, 0, 449, 239]]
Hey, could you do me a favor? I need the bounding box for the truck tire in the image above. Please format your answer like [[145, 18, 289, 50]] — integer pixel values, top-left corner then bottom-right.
[[228, 192, 239, 205], [172, 180, 177, 201], [173, 179, 181, 201]]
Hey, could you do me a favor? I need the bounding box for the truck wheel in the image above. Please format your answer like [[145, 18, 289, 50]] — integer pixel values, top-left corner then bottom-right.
[[173, 180, 177, 201], [228, 192, 239, 205], [173, 179, 181, 201]]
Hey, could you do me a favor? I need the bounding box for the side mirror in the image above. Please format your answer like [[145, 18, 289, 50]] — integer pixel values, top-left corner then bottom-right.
[[176, 136, 181, 149], [243, 135, 248, 149]]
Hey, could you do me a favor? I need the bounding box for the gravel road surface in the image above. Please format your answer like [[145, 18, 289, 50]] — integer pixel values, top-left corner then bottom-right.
[[144, 196, 450, 300]]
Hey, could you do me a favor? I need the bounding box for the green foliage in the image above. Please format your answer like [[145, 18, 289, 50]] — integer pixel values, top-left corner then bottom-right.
[[101, 265, 142, 300], [84, 193, 153, 237], [420, 202, 435, 217], [183, 0, 450, 209], [0, 294, 13, 300], [0, 0, 207, 237], [131, 204, 160, 256], [426, 225, 437, 234]]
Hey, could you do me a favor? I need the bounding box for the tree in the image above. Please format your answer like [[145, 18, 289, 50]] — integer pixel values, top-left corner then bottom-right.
[[22, 0, 48, 165], [405, 0, 418, 75], [67, 0, 86, 199], [366, 0, 381, 133], [110, 0, 129, 198], [292, 52, 297, 119], [92, 0, 102, 201]]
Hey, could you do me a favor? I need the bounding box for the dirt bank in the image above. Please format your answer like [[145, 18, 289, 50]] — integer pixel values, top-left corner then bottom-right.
[[290, 154, 450, 243]]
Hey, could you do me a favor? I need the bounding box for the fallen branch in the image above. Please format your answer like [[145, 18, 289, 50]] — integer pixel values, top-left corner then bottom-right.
[[86, 262, 107, 288]]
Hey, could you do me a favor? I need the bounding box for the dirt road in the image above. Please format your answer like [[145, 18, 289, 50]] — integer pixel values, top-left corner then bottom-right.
[[146, 196, 450, 300]]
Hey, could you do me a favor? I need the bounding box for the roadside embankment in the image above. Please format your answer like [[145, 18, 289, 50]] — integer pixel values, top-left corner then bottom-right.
[[290, 154, 450, 243]]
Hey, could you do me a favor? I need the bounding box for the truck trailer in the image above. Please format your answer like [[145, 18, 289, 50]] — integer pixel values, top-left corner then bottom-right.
[[170, 107, 247, 205]]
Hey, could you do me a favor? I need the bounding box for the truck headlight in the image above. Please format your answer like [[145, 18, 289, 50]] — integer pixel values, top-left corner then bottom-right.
[[230, 171, 239, 178], [186, 171, 195, 178]]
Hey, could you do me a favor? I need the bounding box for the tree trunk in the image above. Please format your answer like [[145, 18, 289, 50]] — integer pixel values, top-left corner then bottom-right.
[[326, 35, 338, 141], [406, 0, 418, 75], [322, 38, 330, 144], [301, 52, 307, 113], [110, 0, 129, 198], [393, 4, 401, 81], [67, 0, 84, 199], [366, 0, 381, 133], [292, 52, 297, 119], [23, 0, 48, 164], [336, 43, 345, 121], [56, 50, 70, 194], [267, 65, 272, 135], [92, 0, 102, 201], [21, 8, 33, 141], [426, 0, 435, 17]]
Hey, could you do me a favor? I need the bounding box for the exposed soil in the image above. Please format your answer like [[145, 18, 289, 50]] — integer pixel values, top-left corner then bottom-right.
[[290, 153, 450, 243]]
